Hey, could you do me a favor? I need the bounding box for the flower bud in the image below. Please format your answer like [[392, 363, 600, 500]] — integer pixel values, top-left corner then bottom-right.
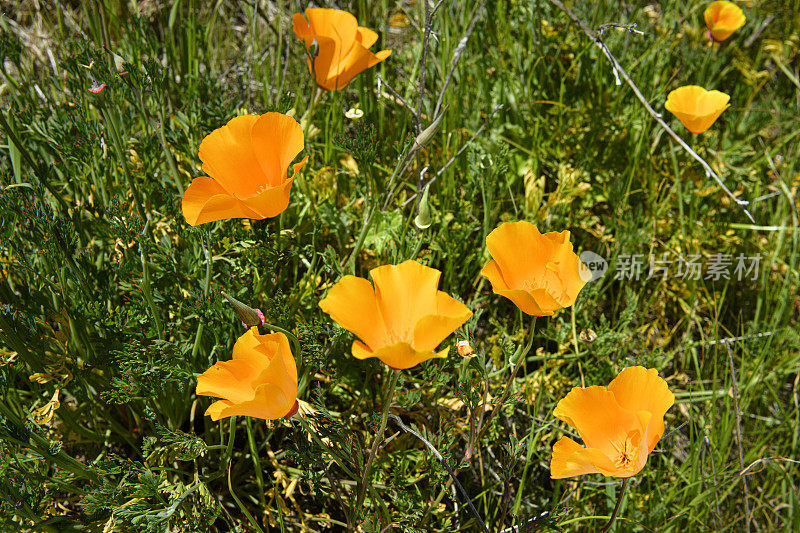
[[222, 291, 266, 329], [414, 184, 433, 229], [413, 104, 448, 150], [457, 340, 473, 357]]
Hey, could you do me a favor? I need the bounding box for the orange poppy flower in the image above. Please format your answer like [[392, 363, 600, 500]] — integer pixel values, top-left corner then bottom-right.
[[182, 112, 308, 226], [704, 1, 746, 42], [293, 8, 391, 91], [196, 327, 298, 420], [480, 221, 588, 316], [318, 260, 472, 370], [550, 366, 674, 479], [664, 85, 730, 134]]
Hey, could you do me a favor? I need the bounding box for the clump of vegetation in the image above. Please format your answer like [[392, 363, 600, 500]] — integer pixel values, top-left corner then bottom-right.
[[1, 1, 798, 531]]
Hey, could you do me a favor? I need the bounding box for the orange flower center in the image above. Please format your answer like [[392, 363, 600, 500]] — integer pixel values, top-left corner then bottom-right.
[[611, 437, 638, 471], [387, 326, 413, 345], [521, 263, 569, 303]]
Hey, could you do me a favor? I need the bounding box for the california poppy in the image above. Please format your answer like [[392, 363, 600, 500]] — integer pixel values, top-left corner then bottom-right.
[[196, 327, 298, 420], [664, 85, 730, 134], [480, 221, 588, 316], [550, 366, 674, 479], [182, 112, 307, 226], [293, 8, 391, 91], [704, 1, 746, 42], [318, 260, 472, 370]]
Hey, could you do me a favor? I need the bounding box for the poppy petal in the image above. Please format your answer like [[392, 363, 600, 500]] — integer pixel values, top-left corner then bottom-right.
[[553, 385, 642, 457], [353, 340, 448, 370], [198, 115, 268, 198], [480, 259, 511, 291], [319, 275, 391, 350], [211, 382, 294, 420], [253, 335, 298, 396], [356, 26, 379, 48], [196, 359, 259, 404], [231, 327, 272, 368], [264, 333, 299, 385], [412, 293, 472, 352], [704, 1, 746, 41], [609, 367, 674, 452], [306, 9, 358, 89], [371, 261, 440, 343], [250, 113, 305, 188], [665, 86, 730, 134], [182, 177, 262, 226], [239, 179, 294, 218], [332, 45, 391, 90], [550, 437, 619, 478], [292, 13, 315, 48], [305, 8, 358, 51], [549, 237, 588, 303], [492, 288, 554, 316], [205, 400, 234, 421], [485, 221, 552, 288]]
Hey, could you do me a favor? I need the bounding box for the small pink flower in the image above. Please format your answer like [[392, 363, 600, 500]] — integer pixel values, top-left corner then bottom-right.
[[88, 83, 108, 94]]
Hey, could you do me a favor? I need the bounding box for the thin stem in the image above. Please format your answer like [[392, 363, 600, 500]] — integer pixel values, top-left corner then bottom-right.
[[138, 223, 164, 340], [245, 418, 267, 510], [476, 315, 536, 442], [101, 105, 148, 223], [191, 233, 213, 360], [599, 478, 629, 533], [355, 369, 400, 511], [389, 413, 490, 533], [724, 340, 752, 532], [226, 420, 265, 533]]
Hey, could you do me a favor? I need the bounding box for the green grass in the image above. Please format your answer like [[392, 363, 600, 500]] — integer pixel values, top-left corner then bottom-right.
[[1, 0, 799, 531]]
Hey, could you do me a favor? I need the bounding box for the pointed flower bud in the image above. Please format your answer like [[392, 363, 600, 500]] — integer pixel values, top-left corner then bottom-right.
[[413, 104, 448, 151], [222, 291, 266, 329], [414, 184, 433, 229]]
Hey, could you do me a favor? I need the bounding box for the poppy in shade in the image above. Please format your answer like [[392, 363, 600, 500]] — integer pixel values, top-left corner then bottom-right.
[[182, 112, 307, 226], [293, 8, 391, 91], [196, 328, 298, 420], [319, 260, 472, 370]]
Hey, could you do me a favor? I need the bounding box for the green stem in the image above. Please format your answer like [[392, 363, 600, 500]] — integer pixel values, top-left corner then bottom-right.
[[227, 422, 265, 533], [477, 315, 536, 442], [191, 234, 213, 361], [138, 233, 164, 340], [101, 105, 148, 223], [245, 418, 267, 510], [355, 369, 400, 512], [345, 203, 377, 274], [600, 478, 630, 533]]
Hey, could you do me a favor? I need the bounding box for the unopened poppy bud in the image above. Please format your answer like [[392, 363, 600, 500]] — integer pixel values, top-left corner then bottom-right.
[[413, 105, 448, 150], [457, 340, 473, 357], [222, 291, 266, 329], [414, 185, 432, 229]]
